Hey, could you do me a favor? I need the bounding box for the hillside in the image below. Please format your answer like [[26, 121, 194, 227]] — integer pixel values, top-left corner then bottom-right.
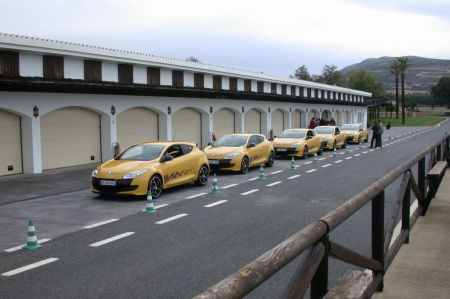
[[340, 56, 450, 95]]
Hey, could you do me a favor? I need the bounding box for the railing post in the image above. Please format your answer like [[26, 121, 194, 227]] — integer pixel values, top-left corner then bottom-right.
[[418, 157, 426, 201], [437, 143, 442, 161], [372, 191, 385, 292], [402, 174, 411, 244], [310, 236, 329, 299], [446, 137, 450, 164]]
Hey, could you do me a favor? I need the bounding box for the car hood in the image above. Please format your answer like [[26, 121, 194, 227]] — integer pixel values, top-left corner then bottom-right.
[[342, 130, 357, 135], [97, 159, 157, 178], [317, 133, 333, 138], [272, 137, 305, 147], [204, 146, 244, 159]]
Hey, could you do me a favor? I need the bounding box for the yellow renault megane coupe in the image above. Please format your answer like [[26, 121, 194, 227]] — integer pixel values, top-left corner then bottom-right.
[[272, 128, 323, 159], [315, 126, 347, 150], [203, 134, 275, 174], [341, 123, 369, 144], [91, 141, 209, 198]]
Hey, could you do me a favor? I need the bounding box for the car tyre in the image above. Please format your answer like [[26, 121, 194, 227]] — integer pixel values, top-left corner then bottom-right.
[[265, 151, 275, 167], [148, 175, 163, 199], [318, 143, 324, 155], [302, 146, 308, 159], [195, 165, 209, 186], [240, 156, 249, 174]]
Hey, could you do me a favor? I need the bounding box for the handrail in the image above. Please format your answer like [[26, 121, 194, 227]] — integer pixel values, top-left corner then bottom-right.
[[195, 131, 449, 299]]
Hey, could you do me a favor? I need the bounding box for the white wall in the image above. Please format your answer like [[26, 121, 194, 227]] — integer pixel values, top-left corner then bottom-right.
[[133, 65, 147, 84], [19, 53, 43, 77], [264, 82, 271, 93], [64, 57, 84, 79], [160, 69, 172, 86], [184, 72, 194, 87], [251, 80, 257, 92], [102, 62, 118, 82], [204, 74, 213, 89], [237, 79, 244, 91], [222, 77, 230, 90]]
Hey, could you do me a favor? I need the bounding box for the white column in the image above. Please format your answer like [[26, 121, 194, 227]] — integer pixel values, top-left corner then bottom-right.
[[101, 114, 116, 161], [21, 116, 42, 174]]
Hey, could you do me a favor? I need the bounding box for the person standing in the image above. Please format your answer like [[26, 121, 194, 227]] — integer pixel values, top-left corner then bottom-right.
[[375, 120, 384, 148], [370, 121, 379, 148]]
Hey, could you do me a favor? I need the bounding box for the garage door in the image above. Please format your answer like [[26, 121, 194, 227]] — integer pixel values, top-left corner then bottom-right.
[[244, 109, 261, 134], [172, 108, 202, 148], [0, 110, 22, 176], [41, 107, 101, 170], [117, 108, 159, 151], [345, 112, 351, 123], [213, 108, 235, 138], [291, 110, 300, 128], [271, 109, 284, 137]]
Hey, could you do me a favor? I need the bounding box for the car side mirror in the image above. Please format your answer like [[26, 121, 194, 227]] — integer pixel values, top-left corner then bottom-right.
[[247, 143, 256, 148], [160, 153, 173, 162]]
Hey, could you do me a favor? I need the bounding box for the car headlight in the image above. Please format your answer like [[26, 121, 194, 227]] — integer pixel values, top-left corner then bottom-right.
[[92, 169, 98, 177], [224, 152, 241, 160], [123, 169, 147, 179]]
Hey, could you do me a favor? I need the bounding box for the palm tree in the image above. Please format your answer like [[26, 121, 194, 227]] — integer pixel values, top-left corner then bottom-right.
[[389, 61, 401, 119], [397, 57, 412, 124]]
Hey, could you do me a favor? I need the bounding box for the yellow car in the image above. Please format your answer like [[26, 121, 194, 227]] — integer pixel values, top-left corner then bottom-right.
[[341, 123, 369, 144], [315, 126, 347, 150], [272, 129, 323, 159], [91, 141, 209, 198], [203, 134, 275, 174]]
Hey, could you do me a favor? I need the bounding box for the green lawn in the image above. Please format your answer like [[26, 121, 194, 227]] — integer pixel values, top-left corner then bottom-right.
[[371, 115, 447, 127]]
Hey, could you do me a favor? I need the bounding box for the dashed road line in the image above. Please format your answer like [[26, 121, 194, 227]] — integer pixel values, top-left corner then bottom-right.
[[305, 161, 313, 165], [155, 204, 169, 209], [270, 170, 283, 174], [363, 151, 369, 154], [248, 177, 258, 181], [335, 160, 343, 164], [2, 258, 59, 277], [5, 239, 51, 253], [321, 164, 332, 168], [221, 183, 238, 189], [306, 169, 317, 173], [241, 189, 259, 195], [318, 158, 326, 161], [369, 149, 375, 152], [288, 174, 301, 179], [266, 181, 282, 187], [83, 219, 119, 229], [340, 152, 346, 155], [345, 157, 352, 160], [89, 232, 135, 247], [354, 154, 361, 157], [186, 193, 207, 199], [155, 214, 188, 225], [204, 200, 227, 208]]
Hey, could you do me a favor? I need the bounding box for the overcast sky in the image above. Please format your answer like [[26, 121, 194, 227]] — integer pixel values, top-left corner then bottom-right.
[[1, 0, 449, 77]]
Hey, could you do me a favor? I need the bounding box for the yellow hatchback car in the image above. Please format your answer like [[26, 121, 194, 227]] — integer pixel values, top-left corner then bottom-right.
[[341, 123, 369, 144], [203, 134, 275, 174], [315, 126, 347, 150], [272, 129, 323, 159], [91, 141, 209, 198]]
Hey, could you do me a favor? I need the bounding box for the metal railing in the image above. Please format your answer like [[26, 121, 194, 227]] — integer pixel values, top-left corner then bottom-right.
[[195, 133, 449, 299]]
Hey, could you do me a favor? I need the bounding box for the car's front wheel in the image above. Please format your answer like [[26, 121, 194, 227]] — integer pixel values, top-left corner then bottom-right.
[[195, 165, 209, 186], [265, 151, 275, 167], [148, 175, 163, 199], [240, 156, 249, 174]]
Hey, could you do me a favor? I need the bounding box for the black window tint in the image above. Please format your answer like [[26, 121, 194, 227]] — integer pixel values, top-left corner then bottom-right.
[[181, 144, 193, 154], [166, 145, 183, 158], [249, 136, 258, 145], [257, 136, 264, 144]]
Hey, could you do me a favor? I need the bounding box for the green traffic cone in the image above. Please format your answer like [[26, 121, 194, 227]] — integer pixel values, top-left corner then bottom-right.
[[144, 191, 156, 213], [290, 157, 296, 170], [210, 173, 220, 194], [23, 220, 41, 250], [258, 165, 266, 179]]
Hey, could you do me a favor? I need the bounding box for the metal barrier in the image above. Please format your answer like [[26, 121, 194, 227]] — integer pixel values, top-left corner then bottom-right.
[[195, 133, 449, 299]]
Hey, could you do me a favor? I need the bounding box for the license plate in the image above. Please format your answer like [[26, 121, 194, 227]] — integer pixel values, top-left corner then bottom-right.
[[208, 159, 219, 165], [100, 180, 116, 186], [276, 148, 287, 152]]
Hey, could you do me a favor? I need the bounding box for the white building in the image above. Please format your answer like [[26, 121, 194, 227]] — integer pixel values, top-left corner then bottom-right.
[[0, 33, 370, 176]]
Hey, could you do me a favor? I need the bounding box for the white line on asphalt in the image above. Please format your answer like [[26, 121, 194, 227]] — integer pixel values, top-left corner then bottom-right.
[[204, 200, 228, 208], [305, 161, 313, 165], [221, 183, 238, 189], [248, 177, 258, 181], [4, 239, 51, 253], [2, 258, 59, 277], [270, 170, 283, 174], [186, 193, 207, 199], [354, 154, 361, 157], [335, 160, 343, 163], [345, 157, 352, 160], [321, 164, 332, 168], [83, 219, 119, 229], [340, 153, 345, 155], [89, 232, 135, 247], [241, 189, 259, 195], [318, 158, 326, 161], [154, 204, 169, 209], [288, 174, 301, 179], [155, 214, 188, 225], [369, 149, 375, 152], [348, 150, 354, 152], [266, 181, 282, 187], [363, 151, 369, 154], [306, 169, 317, 173]]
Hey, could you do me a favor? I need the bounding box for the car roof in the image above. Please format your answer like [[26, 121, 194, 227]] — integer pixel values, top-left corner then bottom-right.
[[284, 128, 309, 131], [224, 133, 262, 137], [137, 141, 197, 147]]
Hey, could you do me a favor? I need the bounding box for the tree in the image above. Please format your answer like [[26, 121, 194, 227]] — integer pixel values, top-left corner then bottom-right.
[[347, 69, 384, 97], [432, 76, 450, 107], [321, 65, 342, 85], [186, 56, 201, 63], [389, 61, 401, 119], [397, 57, 412, 124], [292, 65, 312, 80]]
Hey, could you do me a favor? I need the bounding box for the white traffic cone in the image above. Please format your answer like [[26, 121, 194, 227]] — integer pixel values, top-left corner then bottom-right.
[[23, 220, 41, 250]]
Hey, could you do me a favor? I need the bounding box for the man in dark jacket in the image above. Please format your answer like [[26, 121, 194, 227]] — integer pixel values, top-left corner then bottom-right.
[[370, 121, 379, 148]]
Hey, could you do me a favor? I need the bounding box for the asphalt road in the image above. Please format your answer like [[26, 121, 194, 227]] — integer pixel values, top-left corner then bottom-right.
[[0, 121, 448, 298]]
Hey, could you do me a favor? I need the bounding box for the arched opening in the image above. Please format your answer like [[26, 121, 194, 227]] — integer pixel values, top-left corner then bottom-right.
[[117, 107, 159, 150], [172, 107, 202, 147], [271, 109, 284, 137], [213, 108, 235, 138], [0, 109, 22, 176], [244, 109, 262, 134]]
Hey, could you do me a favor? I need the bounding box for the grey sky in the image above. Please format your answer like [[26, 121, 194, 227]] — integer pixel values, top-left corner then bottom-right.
[[1, 0, 449, 77]]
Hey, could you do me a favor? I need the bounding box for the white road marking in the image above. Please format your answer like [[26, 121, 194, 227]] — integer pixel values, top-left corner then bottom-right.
[[305, 161, 313, 165], [363, 151, 369, 154], [340, 153, 346, 155], [318, 158, 326, 161], [270, 170, 283, 174], [2, 258, 59, 277], [266, 181, 282, 187], [83, 219, 119, 229], [248, 177, 258, 181], [306, 169, 317, 173], [335, 160, 343, 164], [204, 200, 228, 208], [354, 154, 361, 157], [241, 189, 259, 195], [321, 164, 332, 168], [155, 214, 188, 225], [221, 183, 238, 189], [345, 157, 352, 160], [186, 193, 207, 199], [89, 232, 135, 247], [369, 149, 375, 152], [348, 150, 354, 152], [4, 239, 51, 253], [288, 174, 301, 179], [154, 204, 169, 209]]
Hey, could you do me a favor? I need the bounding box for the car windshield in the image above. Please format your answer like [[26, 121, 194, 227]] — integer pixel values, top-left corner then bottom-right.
[[342, 124, 358, 131], [279, 130, 306, 138], [214, 135, 249, 147], [118, 144, 165, 161], [315, 127, 333, 134]]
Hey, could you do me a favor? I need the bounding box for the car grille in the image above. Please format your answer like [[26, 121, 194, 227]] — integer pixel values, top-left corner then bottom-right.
[[91, 177, 137, 193]]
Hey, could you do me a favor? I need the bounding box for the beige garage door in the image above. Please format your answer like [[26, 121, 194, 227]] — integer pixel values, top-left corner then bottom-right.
[[0, 110, 22, 176], [271, 109, 284, 137], [41, 107, 101, 170], [117, 108, 159, 151], [213, 108, 235, 138], [345, 111, 351, 123], [172, 108, 202, 147], [291, 110, 300, 128], [244, 109, 261, 134]]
